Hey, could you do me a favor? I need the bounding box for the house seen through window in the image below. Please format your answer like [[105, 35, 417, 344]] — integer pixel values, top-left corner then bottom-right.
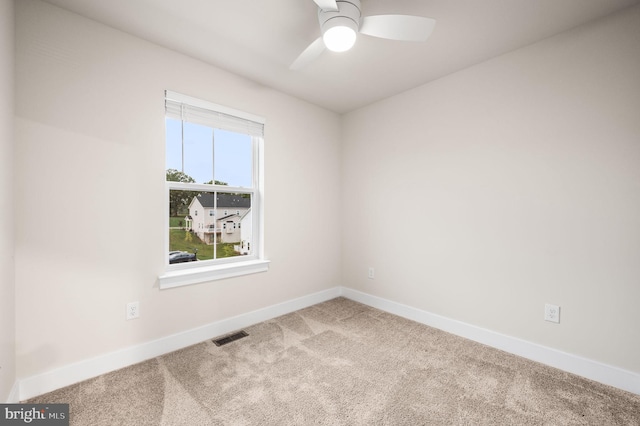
[[165, 91, 264, 268]]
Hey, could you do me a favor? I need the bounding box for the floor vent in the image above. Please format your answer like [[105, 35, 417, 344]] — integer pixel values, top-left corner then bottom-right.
[[213, 331, 248, 347]]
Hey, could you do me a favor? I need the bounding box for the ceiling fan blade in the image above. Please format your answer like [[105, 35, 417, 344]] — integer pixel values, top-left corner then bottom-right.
[[290, 37, 325, 70], [360, 15, 436, 42], [313, 0, 339, 12]]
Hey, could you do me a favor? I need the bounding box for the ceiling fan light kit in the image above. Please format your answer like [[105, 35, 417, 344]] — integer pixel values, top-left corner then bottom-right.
[[319, 0, 361, 52], [322, 25, 357, 52]]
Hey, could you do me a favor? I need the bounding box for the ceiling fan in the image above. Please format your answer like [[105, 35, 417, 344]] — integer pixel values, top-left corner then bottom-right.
[[290, 0, 436, 70]]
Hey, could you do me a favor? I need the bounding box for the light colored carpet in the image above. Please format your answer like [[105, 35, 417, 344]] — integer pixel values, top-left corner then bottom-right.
[[28, 297, 640, 425]]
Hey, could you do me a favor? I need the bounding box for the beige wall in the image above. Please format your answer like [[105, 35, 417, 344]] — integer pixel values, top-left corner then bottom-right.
[[14, 0, 341, 379], [0, 0, 15, 402], [342, 5, 640, 373]]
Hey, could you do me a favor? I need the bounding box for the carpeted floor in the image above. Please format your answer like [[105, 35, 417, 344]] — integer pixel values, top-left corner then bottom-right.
[[28, 297, 640, 425]]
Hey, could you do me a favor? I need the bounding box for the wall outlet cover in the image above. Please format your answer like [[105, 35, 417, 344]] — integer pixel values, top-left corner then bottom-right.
[[544, 303, 560, 323], [127, 301, 140, 320]]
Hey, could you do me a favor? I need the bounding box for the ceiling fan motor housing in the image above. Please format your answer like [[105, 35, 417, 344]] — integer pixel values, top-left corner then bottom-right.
[[318, 0, 362, 36]]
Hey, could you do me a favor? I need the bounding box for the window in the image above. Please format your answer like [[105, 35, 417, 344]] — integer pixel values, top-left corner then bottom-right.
[[160, 91, 268, 289]]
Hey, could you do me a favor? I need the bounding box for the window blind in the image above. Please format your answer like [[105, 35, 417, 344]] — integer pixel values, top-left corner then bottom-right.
[[165, 91, 264, 137]]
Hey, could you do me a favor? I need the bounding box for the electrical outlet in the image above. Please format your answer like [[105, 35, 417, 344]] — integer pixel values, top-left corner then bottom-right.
[[126, 302, 140, 320], [544, 303, 560, 323], [368, 267, 375, 279]]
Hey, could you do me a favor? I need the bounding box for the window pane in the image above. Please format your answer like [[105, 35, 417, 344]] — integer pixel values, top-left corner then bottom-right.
[[165, 119, 214, 184], [169, 190, 214, 262], [168, 190, 252, 263], [166, 120, 253, 188], [214, 129, 252, 188], [216, 192, 252, 258], [184, 122, 214, 184]]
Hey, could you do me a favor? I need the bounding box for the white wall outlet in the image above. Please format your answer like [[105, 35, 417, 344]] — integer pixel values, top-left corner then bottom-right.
[[126, 301, 140, 320], [544, 303, 560, 323], [368, 267, 375, 279]]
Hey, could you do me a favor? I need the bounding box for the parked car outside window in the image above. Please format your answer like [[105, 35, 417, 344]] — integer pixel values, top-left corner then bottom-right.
[[169, 251, 197, 264]]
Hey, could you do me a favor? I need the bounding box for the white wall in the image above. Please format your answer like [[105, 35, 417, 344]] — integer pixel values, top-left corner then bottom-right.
[[0, 0, 16, 402], [342, 5, 640, 374], [14, 0, 341, 379]]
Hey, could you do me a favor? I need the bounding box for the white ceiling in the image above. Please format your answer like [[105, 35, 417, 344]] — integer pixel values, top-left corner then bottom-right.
[[41, 0, 639, 113]]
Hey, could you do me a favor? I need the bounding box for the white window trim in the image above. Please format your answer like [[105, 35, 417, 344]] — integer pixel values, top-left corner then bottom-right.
[[159, 259, 270, 289], [159, 91, 268, 289]]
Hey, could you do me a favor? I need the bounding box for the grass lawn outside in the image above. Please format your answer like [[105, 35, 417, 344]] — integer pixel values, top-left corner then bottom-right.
[[169, 229, 241, 261], [170, 216, 186, 228]]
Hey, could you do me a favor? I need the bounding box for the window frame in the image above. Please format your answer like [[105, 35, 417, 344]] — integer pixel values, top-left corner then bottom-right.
[[159, 91, 269, 289]]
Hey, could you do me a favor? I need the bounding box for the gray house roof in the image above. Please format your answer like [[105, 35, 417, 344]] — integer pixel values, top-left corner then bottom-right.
[[194, 193, 251, 209]]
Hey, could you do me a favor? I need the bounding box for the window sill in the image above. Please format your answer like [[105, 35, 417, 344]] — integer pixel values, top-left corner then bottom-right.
[[158, 259, 270, 289]]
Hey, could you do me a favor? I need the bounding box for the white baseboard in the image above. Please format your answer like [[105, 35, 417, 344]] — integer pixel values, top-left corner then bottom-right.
[[18, 286, 341, 401], [341, 287, 640, 396]]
